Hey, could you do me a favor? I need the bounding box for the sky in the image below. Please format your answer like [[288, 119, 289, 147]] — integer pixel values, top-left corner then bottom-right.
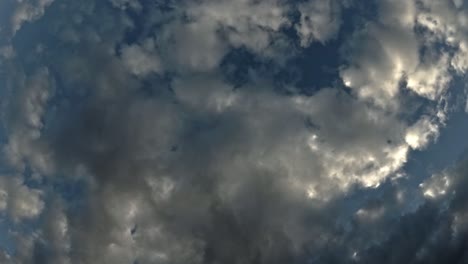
[[0, 0, 468, 263]]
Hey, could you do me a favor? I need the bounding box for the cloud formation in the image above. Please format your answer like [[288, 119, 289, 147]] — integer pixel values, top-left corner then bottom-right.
[[0, 0, 468, 263]]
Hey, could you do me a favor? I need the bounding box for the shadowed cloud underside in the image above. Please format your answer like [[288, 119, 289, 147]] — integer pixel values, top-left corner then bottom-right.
[[1, 0, 468, 263]]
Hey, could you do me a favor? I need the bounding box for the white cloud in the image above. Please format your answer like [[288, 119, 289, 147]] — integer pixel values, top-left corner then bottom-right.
[[341, 0, 468, 111], [155, 0, 293, 73], [420, 172, 451, 199], [120, 39, 162, 77], [170, 79, 411, 198], [340, 0, 420, 108], [2, 68, 55, 175], [158, 18, 228, 72], [416, 0, 468, 75], [0, 177, 44, 221], [295, 0, 341, 46], [292, 89, 410, 190], [10, 0, 54, 35], [172, 75, 238, 113], [452, 42, 468, 73], [405, 117, 440, 150], [406, 55, 451, 100], [2, 0, 468, 263]]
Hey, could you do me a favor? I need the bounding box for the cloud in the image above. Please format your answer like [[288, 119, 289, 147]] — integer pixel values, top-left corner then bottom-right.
[[9, 0, 54, 36], [154, 0, 293, 73], [109, 0, 142, 11], [0, 45, 15, 59], [295, 0, 342, 46], [352, 154, 468, 263], [2, 67, 55, 175], [0, 176, 44, 221], [405, 116, 440, 150], [340, 0, 420, 107], [340, 0, 467, 110], [1, 0, 468, 263], [120, 39, 163, 77]]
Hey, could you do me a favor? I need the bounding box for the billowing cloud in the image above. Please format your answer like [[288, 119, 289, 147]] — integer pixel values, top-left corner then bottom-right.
[[295, 0, 342, 46], [1, 0, 468, 263], [0, 176, 44, 221], [120, 39, 163, 77], [2, 67, 55, 175], [0, 0, 55, 37]]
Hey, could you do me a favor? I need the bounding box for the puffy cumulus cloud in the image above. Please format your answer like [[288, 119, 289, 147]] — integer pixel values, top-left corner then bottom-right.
[[340, 0, 468, 109], [1, 67, 55, 175], [0, 0, 55, 37], [295, 0, 342, 46], [186, 0, 290, 53], [416, 0, 468, 79], [157, 17, 229, 72], [420, 172, 452, 199], [173, 75, 410, 195], [406, 55, 452, 101], [293, 89, 409, 190], [0, 76, 414, 262], [340, 0, 419, 107], [1, 0, 468, 263], [338, 0, 468, 182], [0, 176, 44, 221], [30, 199, 71, 264], [153, 0, 293, 72], [405, 116, 440, 150], [120, 39, 163, 77]]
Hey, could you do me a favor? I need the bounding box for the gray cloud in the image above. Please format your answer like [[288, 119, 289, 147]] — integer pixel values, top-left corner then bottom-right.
[[0, 0, 468, 263], [295, 0, 343, 46]]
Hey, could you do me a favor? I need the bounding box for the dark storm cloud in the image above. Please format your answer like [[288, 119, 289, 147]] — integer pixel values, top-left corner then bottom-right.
[[1, 0, 468, 263]]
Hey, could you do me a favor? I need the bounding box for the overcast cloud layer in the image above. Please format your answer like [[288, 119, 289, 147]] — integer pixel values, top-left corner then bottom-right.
[[1, 0, 468, 263]]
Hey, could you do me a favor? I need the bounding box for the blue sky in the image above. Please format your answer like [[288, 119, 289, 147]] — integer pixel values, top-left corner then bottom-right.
[[1, 0, 468, 263]]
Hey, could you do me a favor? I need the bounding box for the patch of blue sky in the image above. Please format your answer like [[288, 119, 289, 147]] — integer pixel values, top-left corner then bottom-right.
[[22, 164, 89, 212], [0, 213, 14, 256], [0, 212, 43, 257], [327, 79, 468, 219], [219, 1, 375, 96], [0, 164, 87, 255], [405, 78, 468, 181]]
